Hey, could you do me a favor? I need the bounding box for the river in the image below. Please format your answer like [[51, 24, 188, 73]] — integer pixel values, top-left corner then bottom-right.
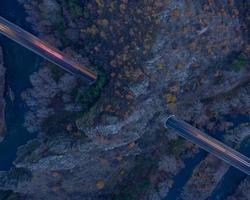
[[0, 0, 39, 171]]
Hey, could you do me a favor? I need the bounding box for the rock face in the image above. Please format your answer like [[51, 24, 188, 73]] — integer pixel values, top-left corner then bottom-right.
[[0, 0, 249, 200], [0, 46, 6, 141]]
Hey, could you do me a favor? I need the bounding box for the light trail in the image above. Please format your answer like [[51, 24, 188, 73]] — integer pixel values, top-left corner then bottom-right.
[[32, 40, 64, 59], [194, 131, 250, 167]]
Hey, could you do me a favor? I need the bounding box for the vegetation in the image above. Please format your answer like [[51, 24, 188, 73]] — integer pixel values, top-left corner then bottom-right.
[[232, 53, 247, 72], [76, 70, 108, 112], [65, 0, 83, 18], [168, 138, 184, 156], [42, 111, 79, 136], [0, 191, 19, 200], [54, 21, 70, 47], [112, 156, 156, 200], [7, 168, 32, 183], [21, 0, 162, 134]]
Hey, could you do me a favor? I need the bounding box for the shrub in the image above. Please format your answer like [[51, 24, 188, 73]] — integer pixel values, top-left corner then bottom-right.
[[76, 70, 108, 112], [232, 53, 247, 72]]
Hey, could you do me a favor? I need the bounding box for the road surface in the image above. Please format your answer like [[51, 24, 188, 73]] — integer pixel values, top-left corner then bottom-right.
[[0, 16, 97, 82], [165, 115, 250, 175]]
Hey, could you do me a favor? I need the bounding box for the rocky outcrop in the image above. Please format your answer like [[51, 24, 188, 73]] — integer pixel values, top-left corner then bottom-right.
[[0, 46, 6, 141]]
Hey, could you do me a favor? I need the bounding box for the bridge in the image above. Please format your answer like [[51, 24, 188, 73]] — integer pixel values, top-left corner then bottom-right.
[[165, 116, 250, 175], [0, 16, 97, 82]]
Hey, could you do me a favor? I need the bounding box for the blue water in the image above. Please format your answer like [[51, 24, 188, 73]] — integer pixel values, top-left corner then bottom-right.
[[0, 0, 39, 170], [224, 114, 250, 125], [164, 150, 207, 200]]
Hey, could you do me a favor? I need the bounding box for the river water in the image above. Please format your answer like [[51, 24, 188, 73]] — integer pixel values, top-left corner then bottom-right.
[[0, 0, 39, 171]]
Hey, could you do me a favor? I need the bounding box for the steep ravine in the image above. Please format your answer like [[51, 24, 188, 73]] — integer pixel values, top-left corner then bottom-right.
[[0, 1, 249, 200]]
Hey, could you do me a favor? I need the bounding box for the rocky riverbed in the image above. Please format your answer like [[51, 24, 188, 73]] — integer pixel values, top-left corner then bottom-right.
[[0, 0, 249, 200], [0, 46, 5, 141]]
